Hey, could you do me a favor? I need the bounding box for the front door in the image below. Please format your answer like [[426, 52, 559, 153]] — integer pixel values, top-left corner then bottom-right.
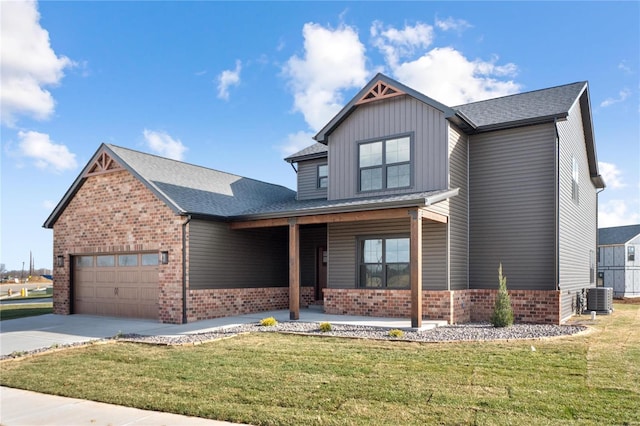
[[316, 247, 327, 301]]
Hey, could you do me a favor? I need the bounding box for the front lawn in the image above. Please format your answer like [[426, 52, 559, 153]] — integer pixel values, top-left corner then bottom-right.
[[0, 302, 53, 321], [1, 304, 638, 425]]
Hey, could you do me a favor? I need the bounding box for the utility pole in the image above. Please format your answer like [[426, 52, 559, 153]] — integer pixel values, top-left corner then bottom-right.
[[20, 261, 25, 283]]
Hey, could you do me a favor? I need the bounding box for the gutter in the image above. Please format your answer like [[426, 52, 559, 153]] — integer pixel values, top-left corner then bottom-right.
[[181, 214, 192, 324]]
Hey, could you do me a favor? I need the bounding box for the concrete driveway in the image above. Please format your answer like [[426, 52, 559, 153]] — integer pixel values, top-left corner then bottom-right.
[[0, 310, 439, 357]]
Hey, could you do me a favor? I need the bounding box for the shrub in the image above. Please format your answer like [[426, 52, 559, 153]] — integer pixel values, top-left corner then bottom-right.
[[260, 317, 278, 327], [319, 322, 332, 332], [388, 329, 405, 338], [491, 263, 514, 327]]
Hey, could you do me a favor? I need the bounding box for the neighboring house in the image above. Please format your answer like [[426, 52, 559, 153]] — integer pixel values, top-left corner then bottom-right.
[[598, 225, 640, 298], [44, 73, 604, 325]]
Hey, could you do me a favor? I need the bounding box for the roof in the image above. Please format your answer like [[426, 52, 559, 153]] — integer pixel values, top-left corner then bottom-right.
[[285, 143, 328, 163], [234, 188, 459, 220], [453, 81, 587, 131], [43, 144, 296, 228], [598, 224, 640, 245]]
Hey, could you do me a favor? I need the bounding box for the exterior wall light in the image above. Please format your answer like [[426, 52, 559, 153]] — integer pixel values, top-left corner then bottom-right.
[[160, 251, 169, 265], [56, 255, 64, 267]]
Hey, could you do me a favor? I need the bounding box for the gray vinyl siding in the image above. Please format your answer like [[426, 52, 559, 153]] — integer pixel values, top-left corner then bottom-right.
[[469, 123, 556, 290], [327, 96, 448, 200], [327, 218, 447, 290], [188, 220, 288, 290], [557, 100, 598, 321], [448, 123, 469, 290], [300, 225, 327, 287], [297, 158, 328, 201]]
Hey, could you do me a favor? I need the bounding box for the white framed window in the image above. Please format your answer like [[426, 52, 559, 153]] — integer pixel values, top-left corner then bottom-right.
[[358, 135, 412, 192]]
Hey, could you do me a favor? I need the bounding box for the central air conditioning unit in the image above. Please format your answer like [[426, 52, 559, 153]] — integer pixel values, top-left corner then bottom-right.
[[587, 287, 613, 314]]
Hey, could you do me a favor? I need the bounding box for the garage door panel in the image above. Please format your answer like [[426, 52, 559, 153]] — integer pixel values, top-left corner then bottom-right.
[[74, 253, 159, 320]]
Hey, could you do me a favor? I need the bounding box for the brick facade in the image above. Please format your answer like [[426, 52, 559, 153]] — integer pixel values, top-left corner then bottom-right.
[[323, 288, 562, 324], [52, 170, 185, 324], [186, 286, 314, 322]]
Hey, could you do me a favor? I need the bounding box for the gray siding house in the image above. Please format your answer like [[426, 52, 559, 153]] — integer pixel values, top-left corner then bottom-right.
[[598, 225, 640, 298], [45, 74, 604, 325]]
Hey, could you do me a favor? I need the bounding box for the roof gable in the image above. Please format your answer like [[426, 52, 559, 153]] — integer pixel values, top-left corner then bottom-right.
[[44, 144, 296, 228], [599, 224, 640, 245], [314, 73, 456, 143], [285, 143, 328, 163]]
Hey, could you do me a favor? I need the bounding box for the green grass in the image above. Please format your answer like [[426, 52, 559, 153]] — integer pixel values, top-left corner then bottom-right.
[[0, 302, 53, 321], [1, 304, 639, 425]]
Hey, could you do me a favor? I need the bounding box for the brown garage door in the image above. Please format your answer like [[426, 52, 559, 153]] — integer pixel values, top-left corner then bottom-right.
[[74, 253, 159, 320]]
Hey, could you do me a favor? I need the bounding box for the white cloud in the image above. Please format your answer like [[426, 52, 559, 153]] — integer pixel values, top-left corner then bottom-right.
[[0, 0, 74, 126], [283, 22, 368, 131], [17, 130, 77, 172], [217, 60, 242, 100], [599, 199, 640, 228], [598, 161, 626, 189], [600, 88, 631, 108], [279, 130, 316, 156], [390, 47, 519, 105], [371, 21, 434, 68], [42, 199, 56, 210], [618, 61, 632, 74], [435, 17, 472, 32], [142, 129, 187, 161]]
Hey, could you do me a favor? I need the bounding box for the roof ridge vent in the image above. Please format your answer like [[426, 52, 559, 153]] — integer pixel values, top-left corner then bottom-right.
[[355, 80, 406, 105]]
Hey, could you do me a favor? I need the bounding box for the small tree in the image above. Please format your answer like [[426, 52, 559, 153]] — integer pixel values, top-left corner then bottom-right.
[[491, 263, 514, 327]]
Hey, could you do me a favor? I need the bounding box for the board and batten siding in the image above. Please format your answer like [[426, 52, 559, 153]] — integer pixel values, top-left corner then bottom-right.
[[448, 123, 469, 290], [557, 100, 598, 321], [296, 158, 328, 201], [327, 96, 448, 200], [469, 123, 556, 291], [327, 218, 447, 290], [188, 220, 288, 290]]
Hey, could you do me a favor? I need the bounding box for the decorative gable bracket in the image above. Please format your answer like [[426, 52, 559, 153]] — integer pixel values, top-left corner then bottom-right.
[[84, 151, 124, 177], [355, 80, 406, 105]]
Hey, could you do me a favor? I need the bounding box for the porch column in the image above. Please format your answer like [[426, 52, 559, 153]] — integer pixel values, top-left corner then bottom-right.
[[409, 209, 423, 328], [289, 218, 300, 320]]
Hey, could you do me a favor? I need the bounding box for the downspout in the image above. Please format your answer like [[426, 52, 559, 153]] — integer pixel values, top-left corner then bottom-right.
[[554, 119, 560, 291], [182, 214, 192, 324]]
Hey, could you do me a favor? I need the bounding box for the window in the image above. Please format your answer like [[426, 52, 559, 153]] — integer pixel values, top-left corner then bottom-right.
[[76, 256, 93, 268], [118, 254, 138, 267], [96, 255, 115, 267], [317, 164, 328, 189], [359, 237, 410, 288], [572, 157, 579, 203], [359, 135, 411, 192], [629, 246, 636, 261], [141, 253, 159, 266], [590, 250, 595, 284]]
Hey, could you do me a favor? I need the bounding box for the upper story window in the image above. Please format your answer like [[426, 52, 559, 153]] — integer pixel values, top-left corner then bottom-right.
[[358, 135, 411, 192], [317, 164, 328, 189], [629, 246, 636, 261], [571, 157, 579, 203]]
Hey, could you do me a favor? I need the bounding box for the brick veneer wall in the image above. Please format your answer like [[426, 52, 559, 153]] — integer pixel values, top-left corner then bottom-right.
[[186, 286, 315, 322], [323, 288, 562, 324], [52, 170, 185, 324]]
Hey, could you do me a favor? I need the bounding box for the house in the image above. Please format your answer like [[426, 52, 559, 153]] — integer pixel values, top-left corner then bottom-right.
[[598, 224, 640, 298], [44, 73, 604, 325]]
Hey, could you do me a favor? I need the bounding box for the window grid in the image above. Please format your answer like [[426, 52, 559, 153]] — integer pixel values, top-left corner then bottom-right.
[[358, 136, 411, 192], [359, 236, 410, 288], [317, 164, 328, 189]]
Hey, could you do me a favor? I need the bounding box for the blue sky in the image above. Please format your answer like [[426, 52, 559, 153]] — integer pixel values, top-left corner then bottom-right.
[[1, 1, 638, 271]]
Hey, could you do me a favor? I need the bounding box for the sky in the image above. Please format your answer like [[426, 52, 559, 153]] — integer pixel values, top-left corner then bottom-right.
[[1, 1, 639, 272]]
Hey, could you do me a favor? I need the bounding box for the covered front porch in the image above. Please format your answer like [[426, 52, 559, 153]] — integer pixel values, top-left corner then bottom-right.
[[231, 199, 453, 328]]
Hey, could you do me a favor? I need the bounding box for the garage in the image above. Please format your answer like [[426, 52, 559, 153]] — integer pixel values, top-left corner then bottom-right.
[[73, 252, 159, 320]]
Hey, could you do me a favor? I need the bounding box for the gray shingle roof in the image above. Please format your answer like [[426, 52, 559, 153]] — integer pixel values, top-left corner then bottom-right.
[[599, 224, 640, 245], [235, 189, 458, 219], [454, 82, 586, 130], [285, 143, 328, 163], [107, 145, 296, 218]]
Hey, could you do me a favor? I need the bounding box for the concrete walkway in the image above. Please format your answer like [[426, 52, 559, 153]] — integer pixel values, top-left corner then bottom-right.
[[1, 387, 247, 426], [0, 310, 445, 425]]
